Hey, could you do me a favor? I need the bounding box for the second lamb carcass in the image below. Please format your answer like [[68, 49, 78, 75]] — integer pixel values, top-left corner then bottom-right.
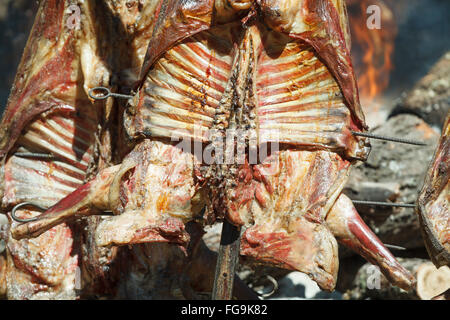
[[417, 114, 449, 268], [6, 0, 415, 296]]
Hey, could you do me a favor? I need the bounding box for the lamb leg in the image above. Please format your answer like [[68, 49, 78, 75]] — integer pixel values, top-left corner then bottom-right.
[[10, 165, 121, 240], [326, 193, 416, 290]]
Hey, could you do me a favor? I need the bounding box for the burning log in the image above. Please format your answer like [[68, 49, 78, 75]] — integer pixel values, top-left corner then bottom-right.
[[416, 263, 450, 300], [393, 52, 450, 128]]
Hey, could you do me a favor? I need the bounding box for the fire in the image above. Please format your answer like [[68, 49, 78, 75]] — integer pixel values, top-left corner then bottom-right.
[[347, 0, 398, 102]]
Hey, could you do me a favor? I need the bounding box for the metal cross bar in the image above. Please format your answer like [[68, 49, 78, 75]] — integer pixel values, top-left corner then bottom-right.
[[212, 220, 241, 300], [351, 131, 427, 146]]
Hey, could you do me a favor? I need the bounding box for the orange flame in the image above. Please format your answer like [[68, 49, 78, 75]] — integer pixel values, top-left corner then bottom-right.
[[347, 0, 398, 102]]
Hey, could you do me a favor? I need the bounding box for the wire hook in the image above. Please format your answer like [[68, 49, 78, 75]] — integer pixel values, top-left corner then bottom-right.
[[88, 87, 133, 101], [256, 275, 278, 298], [11, 202, 47, 223], [11, 202, 115, 224]]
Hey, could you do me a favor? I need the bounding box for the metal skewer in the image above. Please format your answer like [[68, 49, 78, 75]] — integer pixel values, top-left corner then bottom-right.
[[351, 131, 427, 146], [15, 152, 57, 160], [212, 220, 241, 300], [351, 200, 417, 208], [385, 244, 407, 251], [88, 86, 133, 100]]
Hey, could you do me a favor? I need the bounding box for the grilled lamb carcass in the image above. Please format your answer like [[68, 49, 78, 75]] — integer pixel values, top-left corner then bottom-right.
[[417, 114, 450, 267], [0, 0, 254, 299], [3, 0, 415, 298]]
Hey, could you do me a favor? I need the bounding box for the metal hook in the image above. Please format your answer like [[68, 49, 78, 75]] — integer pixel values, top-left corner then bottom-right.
[[11, 202, 114, 224], [256, 275, 278, 299], [11, 202, 47, 223], [351, 131, 427, 146], [88, 86, 133, 101]]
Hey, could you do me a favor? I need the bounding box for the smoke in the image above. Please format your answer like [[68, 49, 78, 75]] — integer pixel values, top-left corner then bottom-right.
[[388, 0, 450, 96]]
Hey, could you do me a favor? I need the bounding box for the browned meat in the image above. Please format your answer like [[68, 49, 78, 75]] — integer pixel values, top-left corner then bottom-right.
[[0, 0, 415, 298], [417, 114, 450, 267]]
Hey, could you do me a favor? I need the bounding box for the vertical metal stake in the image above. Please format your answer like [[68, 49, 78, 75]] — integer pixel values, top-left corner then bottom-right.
[[212, 220, 241, 300]]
